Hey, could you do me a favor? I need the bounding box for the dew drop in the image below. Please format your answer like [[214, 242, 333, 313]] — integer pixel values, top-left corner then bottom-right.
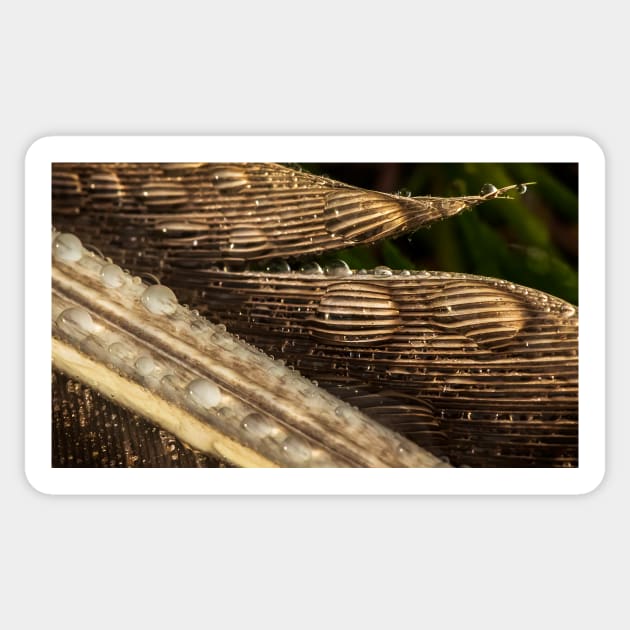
[[108, 342, 134, 364], [100, 263, 125, 288], [400, 269, 411, 276], [397, 188, 412, 198], [187, 378, 221, 409], [57, 308, 95, 337], [141, 285, 178, 315], [135, 355, 155, 376], [373, 265, 393, 277], [281, 436, 313, 464], [560, 304, 576, 318], [222, 225, 271, 257], [53, 233, 83, 262], [241, 413, 275, 439], [265, 259, 291, 273], [324, 260, 352, 277], [299, 261, 324, 274], [209, 165, 249, 193], [479, 183, 498, 196]]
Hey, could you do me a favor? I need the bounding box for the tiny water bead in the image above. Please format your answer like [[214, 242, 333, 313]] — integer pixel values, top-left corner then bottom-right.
[[516, 183, 528, 195], [135, 355, 155, 376], [265, 259, 291, 273], [57, 307, 96, 337], [187, 378, 221, 409], [209, 165, 249, 193], [141, 284, 178, 315], [479, 183, 498, 196], [53, 233, 83, 262], [100, 263, 126, 288]]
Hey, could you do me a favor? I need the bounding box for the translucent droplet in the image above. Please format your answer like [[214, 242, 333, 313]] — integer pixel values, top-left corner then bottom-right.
[[140, 181, 188, 207], [141, 285, 178, 315], [87, 171, 123, 206], [324, 260, 352, 277], [373, 265, 393, 277], [100, 263, 125, 288], [299, 261, 324, 274], [187, 378, 221, 409], [560, 304, 576, 318], [108, 342, 134, 363], [135, 355, 155, 376], [400, 269, 411, 276], [480, 183, 498, 196], [222, 225, 271, 257], [281, 436, 312, 464], [57, 307, 95, 337], [309, 282, 402, 344], [53, 233, 83, 262], [265, 259, 291, 273], [209, 165, 249, 193], [241, 413, 275, 439], [397, 188, 412, 198], [516, 184, 528, 195]]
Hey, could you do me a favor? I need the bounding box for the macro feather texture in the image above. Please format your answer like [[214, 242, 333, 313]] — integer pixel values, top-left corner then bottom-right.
[[52, 162, 578, 467]]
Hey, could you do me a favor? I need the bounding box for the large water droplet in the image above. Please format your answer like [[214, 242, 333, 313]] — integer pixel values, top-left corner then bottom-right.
[[57, 307, 96, 337], [516, 183, 528, 195], [141, 285, 178, 315], [309, 282, 402, 344], [222, 225, 271, 257], [299, 261, 324, 274], [479, 183, 498, 196], [241, 413, 275, 440], [100, 263, 125, 288], [209, 165, 249, 193], [281, 436, 313, 464], [140, 181, 188, 207], [53, 233, 83, 262], [323, 191, 407, 242], [135, 355, 155, 376], [87, 171, 123, 207], [265, 259, 291, 273], [324, 260, 352, 277], [187, 378, 221, 408]]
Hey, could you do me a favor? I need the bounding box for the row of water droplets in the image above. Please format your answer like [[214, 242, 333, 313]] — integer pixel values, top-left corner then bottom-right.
[[52, 230, 343, 466]]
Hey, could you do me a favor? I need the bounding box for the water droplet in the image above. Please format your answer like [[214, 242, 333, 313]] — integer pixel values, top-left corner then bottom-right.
[[222, 225, 271, 257], [87, 171, 123, 206], [400, 269, 411, 276], [324, 260, 352, 277], [135, 355, 155, 376], [209, 165, 249, 193], [140, 180, 188, 207], [480, 183, 498, 196], [241, 413, 275, 439], [281, 436, 312, 464], [265, 259, 291, 273], [516, 184, 528, 195], [309, 282, 402, 344], [53, 233, 83, 262], [57, 307, 95, 337], [108, 342, 134, 363], [560, 304, 576, 318], [373, 265, 393, 277], [299, 261, 324, 274], [397, 188, 412, 198], [141, 285, 178, 315], [187, 378, 221, 409], [323, 191, 407, 242], [100, 263, 125, 288]]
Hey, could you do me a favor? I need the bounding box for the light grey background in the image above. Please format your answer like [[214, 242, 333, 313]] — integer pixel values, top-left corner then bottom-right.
[[4, 2, 625, 628]]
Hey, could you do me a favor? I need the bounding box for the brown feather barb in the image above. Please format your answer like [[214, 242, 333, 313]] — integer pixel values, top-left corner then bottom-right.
[[52, 163, 577, 468]]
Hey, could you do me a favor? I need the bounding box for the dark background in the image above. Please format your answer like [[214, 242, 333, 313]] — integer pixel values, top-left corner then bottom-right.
[[300, 163, 578, 305]]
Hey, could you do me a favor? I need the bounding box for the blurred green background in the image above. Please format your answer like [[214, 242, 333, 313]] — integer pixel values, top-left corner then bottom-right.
[[299, 163, 578, 305]]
